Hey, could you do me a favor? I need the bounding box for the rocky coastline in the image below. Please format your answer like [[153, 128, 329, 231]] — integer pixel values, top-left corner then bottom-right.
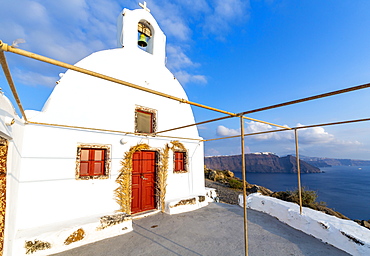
[[205, 154, 321, 173], [204, 168, 370, 231]]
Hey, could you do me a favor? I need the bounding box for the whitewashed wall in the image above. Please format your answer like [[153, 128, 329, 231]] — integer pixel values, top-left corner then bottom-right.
[[3, 7, 208, 255], [0, 93, 24, 256], [15, 124, 205, 228]]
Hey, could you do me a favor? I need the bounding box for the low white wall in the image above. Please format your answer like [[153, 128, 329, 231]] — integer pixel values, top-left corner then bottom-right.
[[14, 213, 132, 256], [240, 193, 370, 256], [166, 196, 209, 215]]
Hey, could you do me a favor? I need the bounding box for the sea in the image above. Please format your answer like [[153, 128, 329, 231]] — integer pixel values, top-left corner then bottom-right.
[[234, 166, 370, 220]]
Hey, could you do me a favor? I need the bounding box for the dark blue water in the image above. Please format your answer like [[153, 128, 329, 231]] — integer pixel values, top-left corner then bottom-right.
[[234, 166, 370, 220]]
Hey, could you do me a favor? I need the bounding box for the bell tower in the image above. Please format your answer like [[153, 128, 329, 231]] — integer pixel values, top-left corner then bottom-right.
[[117, 2, 166, 64]]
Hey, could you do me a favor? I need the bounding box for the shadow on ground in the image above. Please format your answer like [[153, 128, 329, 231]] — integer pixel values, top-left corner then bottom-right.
[[52, 203, 349, 256]]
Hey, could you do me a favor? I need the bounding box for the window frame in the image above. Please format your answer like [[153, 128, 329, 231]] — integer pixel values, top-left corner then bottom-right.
[[76, 144, 111, 180], [173, 151, 187, 173], [135, 106, 157, 134]]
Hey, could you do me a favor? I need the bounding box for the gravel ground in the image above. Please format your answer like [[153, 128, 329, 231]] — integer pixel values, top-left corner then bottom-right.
[[53, 203, 350, 256], [205, 179, 242, 205]]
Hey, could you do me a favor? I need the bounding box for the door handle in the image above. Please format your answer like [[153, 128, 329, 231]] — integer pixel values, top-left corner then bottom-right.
[[141, 175, 148, 180]]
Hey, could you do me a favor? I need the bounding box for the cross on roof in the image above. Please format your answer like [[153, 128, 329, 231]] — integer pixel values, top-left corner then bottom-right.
[[139, 1, 151, 12]]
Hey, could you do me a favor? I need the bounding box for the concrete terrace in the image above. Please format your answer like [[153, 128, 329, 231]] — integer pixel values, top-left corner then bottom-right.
[[52, 203, 349, 256]]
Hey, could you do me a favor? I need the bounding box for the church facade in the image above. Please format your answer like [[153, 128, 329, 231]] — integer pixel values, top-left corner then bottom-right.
[[0, 4, 214, 255]]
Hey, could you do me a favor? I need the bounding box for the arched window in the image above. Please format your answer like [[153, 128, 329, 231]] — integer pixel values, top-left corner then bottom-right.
[[138, 21, 153, 54]]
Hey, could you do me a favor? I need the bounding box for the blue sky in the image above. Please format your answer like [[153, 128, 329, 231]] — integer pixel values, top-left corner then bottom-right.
[[1, 0, 370, 160]]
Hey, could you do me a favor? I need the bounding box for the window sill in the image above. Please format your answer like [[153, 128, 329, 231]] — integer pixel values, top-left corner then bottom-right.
[[173, 170, 188, 174], [77, 175, 109, 180]]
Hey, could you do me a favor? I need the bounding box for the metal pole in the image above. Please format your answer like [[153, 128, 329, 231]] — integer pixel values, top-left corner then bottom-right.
[[0, 40, 290, 132], [240, 116, 249, 256], [0, 41, 237, 117], [27, 121, 201, 141], [0, 51, 28, 122], [294, 128, 303, 214], [156, 115, 289, 134], [203, 117, 370, 142]]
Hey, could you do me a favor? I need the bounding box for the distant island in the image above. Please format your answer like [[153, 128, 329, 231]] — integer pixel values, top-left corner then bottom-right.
[[299, 156, 370, 167], [204, 153, 321, 173]]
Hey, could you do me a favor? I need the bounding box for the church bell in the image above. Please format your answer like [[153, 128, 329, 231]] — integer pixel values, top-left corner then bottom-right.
[[138, 33, 148, 47]]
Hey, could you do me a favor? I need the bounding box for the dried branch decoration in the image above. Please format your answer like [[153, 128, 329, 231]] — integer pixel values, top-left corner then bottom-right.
[[96, 213, 130, 230], [115, 144, 150, 214], [64, 228, 85, 245], [170, 140, 186, 151], [0, 137, 7, 255], [157, 144, 169, 212], [24, 240, 51, 254], [170, 198, 196, 208]]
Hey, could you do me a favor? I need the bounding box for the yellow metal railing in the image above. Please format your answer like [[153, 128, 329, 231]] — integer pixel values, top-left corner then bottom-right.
[[1, 39, 370, 256], [0, 40, 288, 130]]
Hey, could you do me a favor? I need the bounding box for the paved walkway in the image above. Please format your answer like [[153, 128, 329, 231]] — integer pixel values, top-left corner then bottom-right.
[[53, 203, 349, 256]]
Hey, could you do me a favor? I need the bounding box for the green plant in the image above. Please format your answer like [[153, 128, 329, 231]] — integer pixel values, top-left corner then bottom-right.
[[318, 201, 327, 207], [295, 187, 318, 206], [228, 178, 243, 189], [272, 187, 318, 206]]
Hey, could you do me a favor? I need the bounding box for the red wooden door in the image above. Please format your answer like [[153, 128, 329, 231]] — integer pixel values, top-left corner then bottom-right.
[[131, 151, 156, 214]]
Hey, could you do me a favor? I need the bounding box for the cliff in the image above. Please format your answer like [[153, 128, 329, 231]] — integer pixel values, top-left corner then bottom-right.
[[204, 154, 321, 173]]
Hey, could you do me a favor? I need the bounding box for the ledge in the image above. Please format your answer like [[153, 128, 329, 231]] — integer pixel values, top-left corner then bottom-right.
[[240, 193, 370, 256], [14, 212, 132, 256]]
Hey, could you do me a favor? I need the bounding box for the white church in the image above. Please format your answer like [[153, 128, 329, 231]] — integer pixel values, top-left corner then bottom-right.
[[0, 3, 215, 255]]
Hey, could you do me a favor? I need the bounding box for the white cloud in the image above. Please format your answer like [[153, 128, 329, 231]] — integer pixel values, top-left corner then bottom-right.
[[161, 19, 191, 42], [205, 148, 221, 156], [174, 71, 207, 85], [208, 122, 366, 158], [166, 45, 207, 84], [151, 0, 251, 39], [296, 124, 334, 144], [176, 0, 210, 13], [296, 124, 362, 147], [147, 0, 251, 83], [13, 69, 58, 88], [216, 125, 240, 136], [244, 121, 292, 140], [203, 0, 250, 38], [146, 1, 192, 41], [0, 0, 120, 87], [197, 125, 208, 130], [216, 121, 362, 148], [0, 0, 251, 87], [166, 45, 199, 70]]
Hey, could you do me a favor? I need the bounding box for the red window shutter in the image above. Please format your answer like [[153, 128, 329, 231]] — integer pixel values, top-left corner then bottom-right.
[[174, 152, 185, 172], [79, 148, 106, 177], [93, 162, 104, 175], [92, 149, 105, 176], [80, 162, 90, 176], [80, 149, 90, 176]]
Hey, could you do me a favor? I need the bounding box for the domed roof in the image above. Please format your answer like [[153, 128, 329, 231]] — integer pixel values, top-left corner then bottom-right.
[[30, 7, 199, 139]]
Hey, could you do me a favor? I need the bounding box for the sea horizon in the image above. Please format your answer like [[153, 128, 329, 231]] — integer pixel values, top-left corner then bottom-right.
[[234, 165, 370, 220]]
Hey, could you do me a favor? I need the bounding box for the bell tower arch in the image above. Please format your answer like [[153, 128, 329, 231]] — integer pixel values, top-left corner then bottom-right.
[[137, 20, 154, 54], [117, 2, 166, 64]]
